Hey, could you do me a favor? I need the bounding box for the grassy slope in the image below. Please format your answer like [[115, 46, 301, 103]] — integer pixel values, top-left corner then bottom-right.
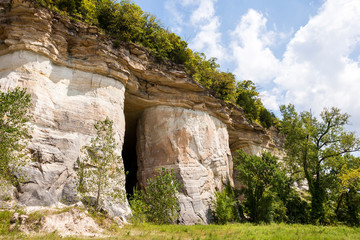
[[1, 223, 360, 240]]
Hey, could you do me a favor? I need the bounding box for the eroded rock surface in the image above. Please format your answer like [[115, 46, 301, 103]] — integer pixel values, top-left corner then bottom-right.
[[0, 0, 281, 224], [0, 50, 129, 217], [137, 106, 232, 224]]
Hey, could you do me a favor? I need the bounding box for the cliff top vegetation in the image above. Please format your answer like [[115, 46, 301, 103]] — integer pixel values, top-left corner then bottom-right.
[[33, 0, 277, 129]]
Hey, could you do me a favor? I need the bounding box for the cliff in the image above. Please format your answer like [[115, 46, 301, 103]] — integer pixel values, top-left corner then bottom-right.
[[0, 0, 280, 224]]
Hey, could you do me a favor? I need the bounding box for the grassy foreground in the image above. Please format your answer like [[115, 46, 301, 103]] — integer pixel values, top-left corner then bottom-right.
[[2, 223, 360, 240]]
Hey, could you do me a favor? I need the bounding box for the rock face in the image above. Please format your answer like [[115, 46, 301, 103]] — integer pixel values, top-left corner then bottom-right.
[[0, 50, 129, 217], [0, 0, 281, 224], [137, 106, 232, 224]]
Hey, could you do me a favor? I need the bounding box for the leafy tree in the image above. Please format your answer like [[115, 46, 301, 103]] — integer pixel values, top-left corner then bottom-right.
[[76, 117, 125, 211], [233, 150, 288, 223], [279, 105, 360, 223], [0, 87, 32, 188], [130, 168, 182, 224], [235, 80, 260, 122]]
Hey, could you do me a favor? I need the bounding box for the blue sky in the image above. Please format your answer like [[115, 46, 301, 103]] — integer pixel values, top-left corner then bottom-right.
[[134, 0, 360, 133]]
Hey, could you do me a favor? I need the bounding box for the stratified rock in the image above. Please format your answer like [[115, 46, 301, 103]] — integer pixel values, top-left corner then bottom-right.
[[137, 106, 232, 224], [0, 50, 129, 217], [0, 0, 281, 225]]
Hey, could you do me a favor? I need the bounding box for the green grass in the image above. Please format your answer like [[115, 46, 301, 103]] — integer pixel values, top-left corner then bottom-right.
[[1, 208, 360, 240], [2, 222, 360, 240]]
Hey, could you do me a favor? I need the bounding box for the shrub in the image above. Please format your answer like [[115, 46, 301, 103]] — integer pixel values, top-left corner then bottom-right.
[[130, 168, 182, 224], [212, 184, 239, 224]]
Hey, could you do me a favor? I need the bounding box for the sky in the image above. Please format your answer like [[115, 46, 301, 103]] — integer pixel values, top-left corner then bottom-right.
[[133, 0, 360, 133]]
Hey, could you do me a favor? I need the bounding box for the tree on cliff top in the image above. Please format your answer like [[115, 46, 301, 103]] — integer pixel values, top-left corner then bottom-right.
[[76, 117, 126, 211], [0, 87, 32, 189], [280, 105, 360, 223]]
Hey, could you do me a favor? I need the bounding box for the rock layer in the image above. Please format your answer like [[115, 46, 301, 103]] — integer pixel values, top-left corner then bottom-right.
[[0, 0, 281, 224], [0, 50, 129, 217], [137, 106, 232, 224]]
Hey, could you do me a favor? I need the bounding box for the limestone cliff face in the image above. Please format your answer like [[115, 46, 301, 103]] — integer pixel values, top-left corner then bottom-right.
[[0, 0, 280, 224], [137, 106, 232, 224]]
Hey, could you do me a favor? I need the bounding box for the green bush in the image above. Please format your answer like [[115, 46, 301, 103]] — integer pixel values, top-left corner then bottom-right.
[[130, 168, 182, 224], [212, 184, 239, 224]]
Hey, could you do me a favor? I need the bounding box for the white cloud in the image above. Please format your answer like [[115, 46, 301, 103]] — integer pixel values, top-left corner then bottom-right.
[[190, 0, 216, 24], [230, 9, 280, 84], [188, 0, 227, 63], [274, 0, 360, 121], [226, 0, 360, 133]]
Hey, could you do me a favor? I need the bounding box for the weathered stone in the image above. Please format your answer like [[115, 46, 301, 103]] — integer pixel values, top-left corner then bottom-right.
[[137, 106, 233, 224], [0, 50, 129, 217], [0, 0, 282, 225]]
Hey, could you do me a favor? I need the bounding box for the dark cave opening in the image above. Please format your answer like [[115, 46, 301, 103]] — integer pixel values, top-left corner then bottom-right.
[[122, 94, 147, 198], [122, 125, 138, 197]]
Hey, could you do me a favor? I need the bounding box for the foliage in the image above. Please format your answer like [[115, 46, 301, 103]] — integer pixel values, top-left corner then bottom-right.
[[233, 150, 289, 223], [33, 0, 277, 129], [130, 168, 182, 224], [212, 184, 239, 224], [279, 104, 360, 224], [76, 117, 125, 211], [184, 51, 236, 102], [235, 80, 276, 128], [0, 87, 32, 188]]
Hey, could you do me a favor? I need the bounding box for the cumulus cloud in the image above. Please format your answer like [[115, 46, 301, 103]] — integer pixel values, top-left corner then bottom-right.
[[230, 9, 280, 84], [187, 0, 227, 63], [274, 0, 360, 123], [227, 0, 360, 133]]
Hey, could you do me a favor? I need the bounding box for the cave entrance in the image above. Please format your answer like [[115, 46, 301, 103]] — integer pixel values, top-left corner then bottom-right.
[[122, 93, 147, 198]]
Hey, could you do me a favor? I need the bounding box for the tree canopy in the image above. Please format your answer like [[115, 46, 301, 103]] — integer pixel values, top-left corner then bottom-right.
[[280, 105, 360, 223]]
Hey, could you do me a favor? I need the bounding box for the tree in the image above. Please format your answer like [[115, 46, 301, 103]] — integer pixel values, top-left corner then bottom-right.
[[76, 117, 125, 211], [0, 87, 32, 188], [279, 105, 360, 223], [130, 168, 182, 224], [235, 80, 260, 122], [233, 150, 288, 223]]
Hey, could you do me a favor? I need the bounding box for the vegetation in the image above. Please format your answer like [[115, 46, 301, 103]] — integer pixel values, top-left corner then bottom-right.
[[212, 184, 239, 224], [33, 0, 277, 128], [279, 105, 360, 224], [233, 150, 288, 223], [76, 117, 126, 211], [2, 220, 360, 239], [130, 168, 182, 224], [0, 87, 32, 189]]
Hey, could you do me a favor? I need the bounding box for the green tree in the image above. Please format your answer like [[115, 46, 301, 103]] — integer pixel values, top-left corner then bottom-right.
[[235, 80, 260, 122], [233, 150, 288, 223], [279, 105, 360, 223], [76, 117, 125, 211], [0, 87, 32, 188], [130, 168, 182, 224]]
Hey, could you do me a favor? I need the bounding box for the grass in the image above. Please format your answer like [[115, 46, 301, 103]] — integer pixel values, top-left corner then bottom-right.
[[2, 221, 360, 240], [2, 208, 360, 239]]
